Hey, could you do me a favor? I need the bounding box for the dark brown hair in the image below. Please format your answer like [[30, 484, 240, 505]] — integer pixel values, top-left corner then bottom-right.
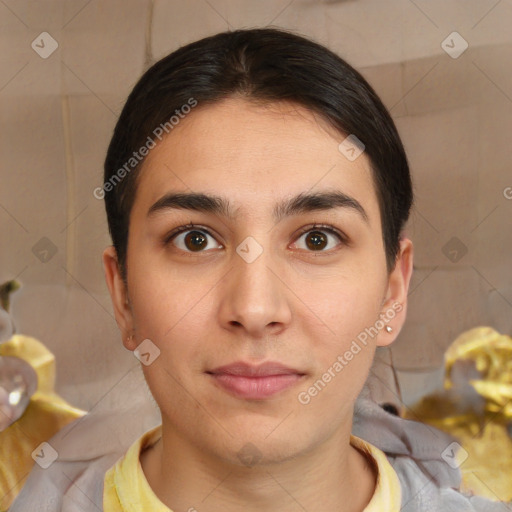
[[103, 27, 413, 279]]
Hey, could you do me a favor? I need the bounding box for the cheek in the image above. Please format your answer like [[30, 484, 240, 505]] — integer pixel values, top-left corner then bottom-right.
[[300, 272, 385, 347], [128, 257, 213, 341], [295, 272, 385, 401], [297, 285, 380, 406], [131, 283, 209, 419]]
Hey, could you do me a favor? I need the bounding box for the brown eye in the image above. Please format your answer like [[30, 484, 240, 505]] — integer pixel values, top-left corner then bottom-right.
[[294, 225, 345, 252], [184, 231, 208, 251], [166, 225, 223, 253], [305, 230, 328, 250]]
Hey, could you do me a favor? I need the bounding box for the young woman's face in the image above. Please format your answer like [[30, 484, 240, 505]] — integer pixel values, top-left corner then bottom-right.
[[105, 97, 412, 465]]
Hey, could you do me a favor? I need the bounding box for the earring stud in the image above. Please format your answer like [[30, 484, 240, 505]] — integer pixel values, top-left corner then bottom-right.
[[385, 325, 393, 333]]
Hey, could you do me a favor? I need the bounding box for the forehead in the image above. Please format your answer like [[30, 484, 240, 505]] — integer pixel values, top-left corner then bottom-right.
[[133, 98, 380, 226]]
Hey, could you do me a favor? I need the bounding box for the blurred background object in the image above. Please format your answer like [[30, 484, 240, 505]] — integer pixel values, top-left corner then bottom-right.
[[404, 326, 512, 502], [0, 280, 85, 511]]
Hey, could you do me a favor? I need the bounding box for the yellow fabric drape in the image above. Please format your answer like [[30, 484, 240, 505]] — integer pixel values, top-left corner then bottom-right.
[[0, 335, 85, 511], [404, 327, 512, 502]]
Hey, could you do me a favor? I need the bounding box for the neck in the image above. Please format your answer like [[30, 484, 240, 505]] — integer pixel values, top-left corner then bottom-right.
[[141, 419, 377, 512]]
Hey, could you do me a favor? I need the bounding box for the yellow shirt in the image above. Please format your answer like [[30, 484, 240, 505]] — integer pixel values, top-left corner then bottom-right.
[[104, 426, 402, 511]]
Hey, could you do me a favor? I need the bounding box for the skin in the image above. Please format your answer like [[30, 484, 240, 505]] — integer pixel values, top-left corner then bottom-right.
[[103, 97, 413, 512]]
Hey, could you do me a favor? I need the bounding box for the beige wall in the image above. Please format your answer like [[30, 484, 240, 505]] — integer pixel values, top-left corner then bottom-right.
[[1, 0, 511, 411]]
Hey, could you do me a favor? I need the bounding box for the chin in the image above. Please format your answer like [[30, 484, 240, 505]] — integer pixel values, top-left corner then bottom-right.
[[217, 425, 313, 467]]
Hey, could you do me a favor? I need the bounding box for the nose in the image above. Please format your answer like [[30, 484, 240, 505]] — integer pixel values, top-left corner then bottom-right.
[[217, 242, 292, 338]]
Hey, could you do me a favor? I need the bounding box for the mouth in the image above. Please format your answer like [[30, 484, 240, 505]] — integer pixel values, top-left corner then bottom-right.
[[206, 361, 306, 400]]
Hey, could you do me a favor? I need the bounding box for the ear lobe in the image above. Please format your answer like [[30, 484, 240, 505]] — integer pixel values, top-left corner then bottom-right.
[[377, 237, 414, 347], [102, 246, 137, 351]]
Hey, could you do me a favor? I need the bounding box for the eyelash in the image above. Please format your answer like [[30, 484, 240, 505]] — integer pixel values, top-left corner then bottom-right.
[[163, 223, 348, 253]]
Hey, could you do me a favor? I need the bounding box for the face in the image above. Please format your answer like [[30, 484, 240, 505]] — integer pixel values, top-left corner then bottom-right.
[[104, 97, 413, 466]]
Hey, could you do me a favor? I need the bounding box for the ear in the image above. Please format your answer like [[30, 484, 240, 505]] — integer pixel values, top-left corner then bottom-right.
[[102, 246, 137, 351], [376, 237, 414, 347]]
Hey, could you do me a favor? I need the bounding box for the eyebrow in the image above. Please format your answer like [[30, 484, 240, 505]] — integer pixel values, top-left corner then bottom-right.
[[147, 190, 369, 224]]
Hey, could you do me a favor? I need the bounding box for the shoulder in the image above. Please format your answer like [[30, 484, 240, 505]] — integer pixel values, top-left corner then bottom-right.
[[9, 396, 161, 512], [389, 454, 512, 512], [352, 396, 512, 512]]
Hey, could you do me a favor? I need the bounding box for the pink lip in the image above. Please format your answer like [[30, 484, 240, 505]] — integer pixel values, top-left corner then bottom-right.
[[207, 361, 305, 400]]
